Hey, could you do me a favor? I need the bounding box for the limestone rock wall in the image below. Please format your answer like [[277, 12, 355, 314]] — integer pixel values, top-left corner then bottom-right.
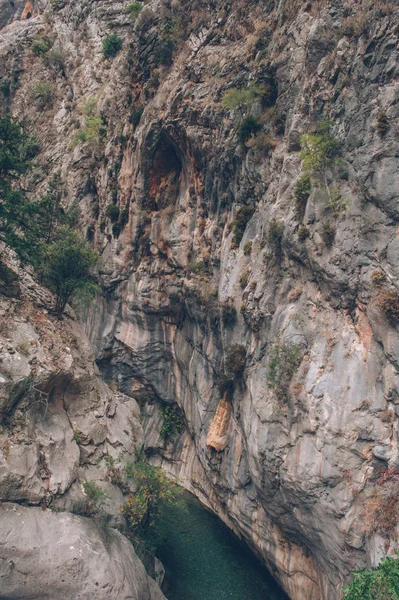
[[1, 0, 399, 598]]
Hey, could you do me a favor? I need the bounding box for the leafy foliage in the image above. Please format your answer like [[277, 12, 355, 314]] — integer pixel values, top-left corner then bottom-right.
[[31, 83, 54, 109], [102, 34, 123, 59], [300, 120, 341, 180], [0, 116, 40, 259], [268, 220, 284, 259], [159, 403, 185, 444], [342, 553, 399, 600], [39, 226, 98, 316], [121, 460, 181, 552], [126, 1, 143, 21], [267, 342, 302, 402], [294, 174, 312, 220], [32, 35, 52, 56], [231, 205, 255, 248], [82, 480, 106, 513], [74, 116, 106, 147]]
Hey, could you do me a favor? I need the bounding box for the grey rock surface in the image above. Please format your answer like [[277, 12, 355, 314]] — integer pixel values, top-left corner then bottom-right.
[[0, 502, 165, 600]]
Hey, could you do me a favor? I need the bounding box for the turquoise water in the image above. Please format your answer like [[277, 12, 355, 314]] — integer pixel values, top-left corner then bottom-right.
[[157, 494, 288, 600]]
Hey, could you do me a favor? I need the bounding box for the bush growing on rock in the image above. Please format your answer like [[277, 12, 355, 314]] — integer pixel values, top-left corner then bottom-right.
[[231, 205, 255, 248], [31, 83, 54, 109], [102, 34, 123, 59], [39, 226, 98, 317], [82, 480, 106, 514], [342, 553, 399, 600], [121, 460, 181, 552], [294, 174, 311, 220], [32, 35, 52, 56], [160, 402, 185, 444], [377, 110, 389, 137], [268, 220, 284, 258], [362, 468, 399, 540], [106, 204, 120, 222], [125, 1, 143, 22], [267, 342, 302, 402]]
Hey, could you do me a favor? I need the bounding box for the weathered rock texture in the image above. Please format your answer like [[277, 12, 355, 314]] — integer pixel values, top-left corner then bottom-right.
[[0, 252, 165, 598], [1, 0, 399, 598], [0, 502, 164, 600]]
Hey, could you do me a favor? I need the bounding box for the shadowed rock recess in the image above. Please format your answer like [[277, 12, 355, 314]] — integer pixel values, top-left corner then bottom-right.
[[0, 0, 399, 598]]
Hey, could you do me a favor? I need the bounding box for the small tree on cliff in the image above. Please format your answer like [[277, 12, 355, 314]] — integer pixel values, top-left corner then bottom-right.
[[39, 226, 98, 317]]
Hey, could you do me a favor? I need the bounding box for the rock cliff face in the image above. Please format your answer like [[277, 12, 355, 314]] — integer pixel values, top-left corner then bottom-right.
[[1, 0, 399, 598]]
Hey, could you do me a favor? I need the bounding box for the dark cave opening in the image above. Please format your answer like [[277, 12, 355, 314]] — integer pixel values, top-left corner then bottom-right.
[[148, 135, 183, 211]]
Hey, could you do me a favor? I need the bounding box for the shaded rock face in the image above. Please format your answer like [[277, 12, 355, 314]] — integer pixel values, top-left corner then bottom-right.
[[0, 502, 165, 600], [1, 0, 399, 598], [0, 256, 166, 599]]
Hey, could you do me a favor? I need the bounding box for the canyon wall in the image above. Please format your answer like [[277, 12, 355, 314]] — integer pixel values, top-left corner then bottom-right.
[[1, 0, 399, 598]]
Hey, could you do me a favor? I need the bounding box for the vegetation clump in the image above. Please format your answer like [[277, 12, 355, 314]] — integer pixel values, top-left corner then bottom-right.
[[102, 34, 123, 59], [267, 342, 302, 402], [31, 83, 54, 109], [343, 553, 399, 600], [221, 301, 237, 327], [378, 289, 399, 323], [121, 460, 181, 552], [39, 227, 98, 317], [106, 204, 120, 222], [268, 220, 284, 258], [159, 403, 185, 444], [294, 174, 312, 220], [362, 467, 399, 539], [125, 1, 143, 21], [82, 480, 106, 514], [243, 241, 252, 256], [32, 35, 52, 56], [231, 205, 255, 248]]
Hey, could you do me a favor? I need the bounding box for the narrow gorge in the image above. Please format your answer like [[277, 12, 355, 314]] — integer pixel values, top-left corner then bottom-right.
[[0, 0, 399, 598]]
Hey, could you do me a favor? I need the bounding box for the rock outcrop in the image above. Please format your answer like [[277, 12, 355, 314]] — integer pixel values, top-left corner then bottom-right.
[[1, 0, 399, 598], [0, 502, 164, 600]]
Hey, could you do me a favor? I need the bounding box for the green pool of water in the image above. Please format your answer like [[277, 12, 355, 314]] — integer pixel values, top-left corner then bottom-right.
[[157, 494, 289, 600]]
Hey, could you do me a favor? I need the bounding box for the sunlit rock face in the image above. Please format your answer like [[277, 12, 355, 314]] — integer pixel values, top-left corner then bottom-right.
[[1, 0, 399, 598]]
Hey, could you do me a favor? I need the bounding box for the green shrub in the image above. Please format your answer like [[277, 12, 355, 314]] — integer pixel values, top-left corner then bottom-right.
[[32, 35, 52, 56], [321, 221, 336, 247], [371, 270, 387, 287], [131, 106, 144, 128], [343, 554, 399, 600], [225, 344, 247, 379], [102, 34, 123, 59], [126, 1, 143, 21], [239, 116, 261, 144], [243, 241, 252, 255], [268, 220, 284, 258], [189, 261, 210, 275], [240, 269, 250, 289], [294, 174, 311, 220], [221, 85, 265, 115], [300, 119, 341, 180], [82, 480, 106, 513], [121, 460, 181, 552], [156, 37, 175, 66], [44, 48, 66, 73], [231, 205, 255, 248], [39, 226, 98, 316], [160, 403, 185, 443], [106, 204, 120, 222], [74, 116, 106, 146], [267, 342, 302, 402], [31, 83, 54, 109]]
